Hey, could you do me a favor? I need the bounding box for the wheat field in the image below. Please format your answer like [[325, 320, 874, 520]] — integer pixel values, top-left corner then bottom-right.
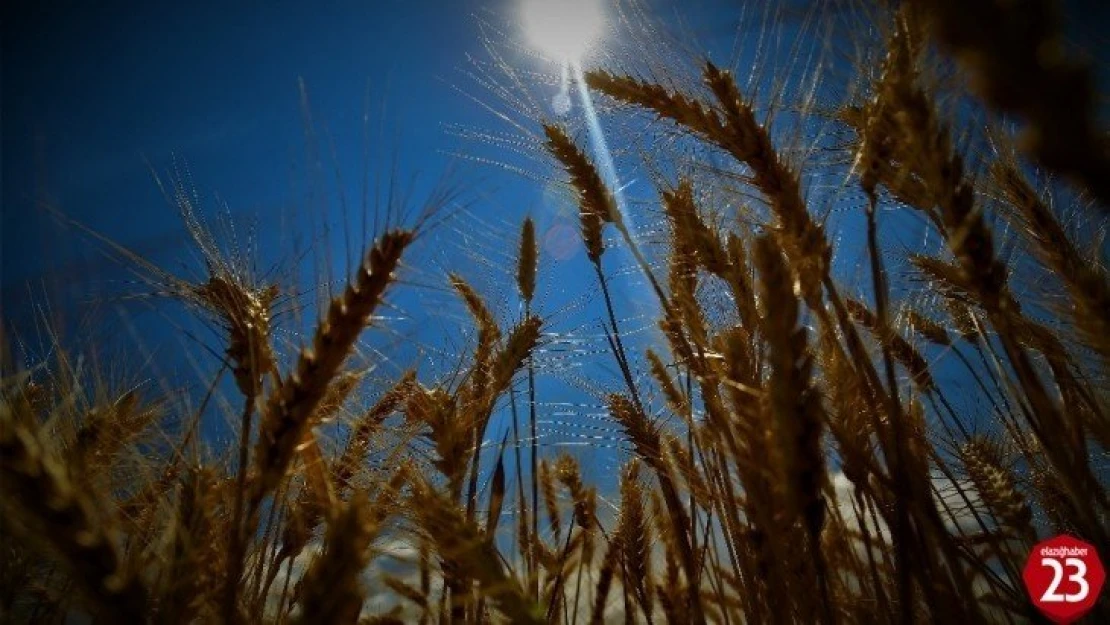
[[1, 1, 1108, 623]]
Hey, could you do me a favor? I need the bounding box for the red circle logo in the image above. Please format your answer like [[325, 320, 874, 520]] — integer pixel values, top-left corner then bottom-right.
[[1022, 534, 1105, 624]]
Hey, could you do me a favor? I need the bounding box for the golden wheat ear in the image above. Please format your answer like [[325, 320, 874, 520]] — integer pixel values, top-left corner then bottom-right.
[[0, 414, 150, 622], [409, 476, 545, 625], [253, 229, 413, 502], [958, 436, 1036, 544], [216, 229, 411, 623], [542, 124, 614, 263], [291, 492, 377, 625], [517, 217, 538, 304], [194, 276, 280, 399], [991, 159, 1110, 366]]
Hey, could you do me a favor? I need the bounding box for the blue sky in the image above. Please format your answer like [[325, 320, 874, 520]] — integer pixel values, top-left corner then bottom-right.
[[1, 0, 747, 323], [0, 0, 745, 478], [6, 0, 1103, 323], [4, 1, 483, 308]]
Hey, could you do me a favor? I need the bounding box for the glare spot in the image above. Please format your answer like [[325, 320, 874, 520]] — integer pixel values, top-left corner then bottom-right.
[[552, 91, 572, 116], [521, 0, 606, 63], [544, 221, 580, 260]]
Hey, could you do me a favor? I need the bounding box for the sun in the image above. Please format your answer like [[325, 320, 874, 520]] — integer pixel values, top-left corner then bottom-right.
[[521, 0, 606, 63]]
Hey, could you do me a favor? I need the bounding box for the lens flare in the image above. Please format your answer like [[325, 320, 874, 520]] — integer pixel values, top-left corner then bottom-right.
[[521, 0, 605, 63]]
